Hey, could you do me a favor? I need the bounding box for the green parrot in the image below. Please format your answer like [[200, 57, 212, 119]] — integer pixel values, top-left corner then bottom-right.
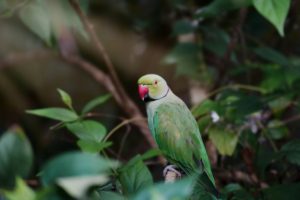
[[138, 74, 218, 199]]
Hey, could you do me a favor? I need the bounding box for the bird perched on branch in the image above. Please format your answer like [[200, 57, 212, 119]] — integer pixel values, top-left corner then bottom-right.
[[138, 74, 218, 199]]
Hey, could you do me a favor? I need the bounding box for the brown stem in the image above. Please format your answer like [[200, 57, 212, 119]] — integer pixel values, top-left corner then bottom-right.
[[61, 54, 157, 149], [67, 0, 157, 150]]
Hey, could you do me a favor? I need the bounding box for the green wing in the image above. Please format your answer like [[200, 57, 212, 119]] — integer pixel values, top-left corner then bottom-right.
[[153, 102, 215, 186]]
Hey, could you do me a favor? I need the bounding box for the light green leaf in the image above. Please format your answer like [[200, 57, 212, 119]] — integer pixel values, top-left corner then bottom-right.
[[268, 96, 291, 115], [132, 177, 194, 200], [19, 1, 51, 44], [2, 177, 35, 200], [26, 108, 78, 122], [57, 88, 73, 109], [192, 99, 217, 117], [66, 120, 107, 141], [253, 0, 291, 36], [77, 140, 112, 153], [41, 151, 119, 185], [209, 128, 238, 156], [57, 175, 108, 199], [267, 120, 289, 140], [82, 94, 111, 114], [0, 126, 33, 189], [118, 155, 153, 196]]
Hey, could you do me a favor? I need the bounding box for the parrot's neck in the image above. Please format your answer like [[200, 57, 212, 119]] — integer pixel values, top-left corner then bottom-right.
[[146, 89, 182, 119]]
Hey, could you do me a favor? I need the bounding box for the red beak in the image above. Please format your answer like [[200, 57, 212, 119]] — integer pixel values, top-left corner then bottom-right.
[[138, 84, 149, 101]]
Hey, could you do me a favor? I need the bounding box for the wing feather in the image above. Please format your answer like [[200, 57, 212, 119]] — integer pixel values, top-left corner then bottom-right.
[[152, 102, 215, 185]]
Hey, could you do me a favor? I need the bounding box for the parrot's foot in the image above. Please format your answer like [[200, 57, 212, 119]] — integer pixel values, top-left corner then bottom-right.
[[163, 165, 182, 178]]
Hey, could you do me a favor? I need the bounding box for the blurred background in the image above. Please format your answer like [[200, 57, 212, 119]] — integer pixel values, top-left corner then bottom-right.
[[1, 0, 300, 199]]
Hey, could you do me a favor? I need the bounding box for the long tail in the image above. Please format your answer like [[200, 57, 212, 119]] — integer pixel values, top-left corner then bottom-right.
[[191, 172, 220, 200]]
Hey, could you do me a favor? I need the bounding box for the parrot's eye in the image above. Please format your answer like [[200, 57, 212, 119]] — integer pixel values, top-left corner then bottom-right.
[[154, 80, 158, 85]]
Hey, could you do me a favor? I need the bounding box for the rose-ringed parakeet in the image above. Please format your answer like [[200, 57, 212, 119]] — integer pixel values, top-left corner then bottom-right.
[[138, 74, 218, 199]]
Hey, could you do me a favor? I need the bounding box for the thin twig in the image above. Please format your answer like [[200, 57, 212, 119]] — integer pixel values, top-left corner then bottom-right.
[[104, 117, 145, 142]]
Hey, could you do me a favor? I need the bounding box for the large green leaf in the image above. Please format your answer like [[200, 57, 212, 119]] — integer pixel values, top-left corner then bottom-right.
[[208, 128, 238, 156], [19, 1, 52, 44], [26, 108, 78, 122], [253, 0, 291, 36], [66, 120, 107, 142], [118, 155, 153, 196], [41, 151, 118, 185], [0, 126, 33, 189], [2, 177, 36, 200], [81, 94, 111, 114], [132, 177, 194, 200]]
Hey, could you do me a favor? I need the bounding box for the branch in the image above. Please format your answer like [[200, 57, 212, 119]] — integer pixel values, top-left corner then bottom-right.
[[68, 0, 126, 101], [67, 0, 159, 153]]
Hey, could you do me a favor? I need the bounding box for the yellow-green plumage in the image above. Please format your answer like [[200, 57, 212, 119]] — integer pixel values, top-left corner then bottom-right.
[[138, 74, 217, 198]]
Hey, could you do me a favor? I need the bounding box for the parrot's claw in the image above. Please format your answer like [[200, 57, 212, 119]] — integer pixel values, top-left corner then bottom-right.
[[163, 165, 182, 178]]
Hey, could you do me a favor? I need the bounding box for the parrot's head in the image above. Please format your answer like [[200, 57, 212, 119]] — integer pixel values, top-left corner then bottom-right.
[[138, 74, 169, 102]]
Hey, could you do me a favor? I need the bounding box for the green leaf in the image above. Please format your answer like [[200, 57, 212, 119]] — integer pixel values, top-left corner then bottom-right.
[[208, 128, 238, 156], [268, 96, 291, 115], [41, 151, 118, 185], [82, 94, 111, 114], [253, 0, 291, 36], [163, 42, 206, 78], [132, 177, 194, 200], [19, 1, 51, 44], [0, 126, 33, 189], [57, 175, 109, 199], [118, 155, 153, 196], [267, 120, 289, 140], [262, 183, 300, 200], [201, 26, 230, 57], [26, 108, 78, 122], [77, 140, 112, 153], [192, 99, 217, 117], [97, 191, 125, 200], [57, 88, 73, 109], [2, 177, 35, 200], [279, 139, 300, 166], [195, 0, 251, 18], [172, 19, 196, 35], [140, 148, 161, 160], [223, 183, 254, 200], [254, 47, 290, 66], [66, 120, 107, 141]]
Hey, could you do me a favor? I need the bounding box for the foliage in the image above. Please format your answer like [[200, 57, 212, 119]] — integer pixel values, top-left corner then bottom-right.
[[1, 0, 300, 200]]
